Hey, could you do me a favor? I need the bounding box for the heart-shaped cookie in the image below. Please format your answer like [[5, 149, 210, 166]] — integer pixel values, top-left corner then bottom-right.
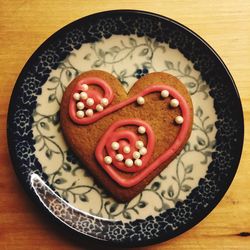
[[60, 70, 193, 202]]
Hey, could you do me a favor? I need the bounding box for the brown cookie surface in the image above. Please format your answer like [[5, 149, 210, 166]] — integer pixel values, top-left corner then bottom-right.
[[60, 70, 193, 202]]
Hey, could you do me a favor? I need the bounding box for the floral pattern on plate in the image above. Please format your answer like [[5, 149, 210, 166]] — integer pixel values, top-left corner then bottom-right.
[[32, 35, 217, 221]]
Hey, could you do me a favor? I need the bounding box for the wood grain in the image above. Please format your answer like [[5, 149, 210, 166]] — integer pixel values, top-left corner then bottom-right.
[[0, 0, 249, 249]]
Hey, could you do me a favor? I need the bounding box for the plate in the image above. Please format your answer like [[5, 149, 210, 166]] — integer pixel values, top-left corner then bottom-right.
[[7, 10, 244, 247]]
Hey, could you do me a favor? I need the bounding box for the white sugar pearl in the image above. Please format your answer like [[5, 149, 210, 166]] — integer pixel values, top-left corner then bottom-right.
[[115, 154, 124, 161], [136, 140, 144, 149], [134, 159, 142, 167], [133, 151, 141, 159], [170, 99, 179, 108], [86, 98, 94, 106], [136, 96, 145, 105], [76, 101, 85, 110], [101, 98, 109, 106], [139, 147, 147, 156], [125, 159, 133, 167], [76, 110, 84, 118], [111, 142, 120, 150], [73, 93, 80, 101], [175, 116, 184, 124], [82, 84, 88, 91], [96, 104, 104, 112], [123, 146, 131, 154], [161, 90, 169, 98], [80, 91, 88, 100], [86, 109, 93, 117], [104, 156, 112, 164], [138, 126, 146, 134]]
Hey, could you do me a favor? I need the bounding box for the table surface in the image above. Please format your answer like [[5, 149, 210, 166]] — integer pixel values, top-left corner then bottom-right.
[[1, 1, 250, 249]]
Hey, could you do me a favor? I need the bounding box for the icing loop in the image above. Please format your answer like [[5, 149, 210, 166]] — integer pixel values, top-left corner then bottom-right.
[[96, 119, 155, 174], [69, 77, 114, 124], [70, 76, 188, 126]]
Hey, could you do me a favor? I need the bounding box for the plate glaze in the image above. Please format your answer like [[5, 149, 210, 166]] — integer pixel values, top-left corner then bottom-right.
[[7, 10, 244, 246]]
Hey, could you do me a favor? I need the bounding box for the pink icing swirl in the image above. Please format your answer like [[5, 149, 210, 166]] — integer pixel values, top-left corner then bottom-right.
[[96, 119, 155, 173], [69, 77, 114, 124]]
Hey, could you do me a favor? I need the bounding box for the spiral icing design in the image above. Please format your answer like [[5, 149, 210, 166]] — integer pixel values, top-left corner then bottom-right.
[[96, 119, 155, 173], [69, 76, 114, 124]]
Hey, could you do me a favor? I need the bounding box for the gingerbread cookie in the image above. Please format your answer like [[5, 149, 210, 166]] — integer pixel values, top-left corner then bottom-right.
[[60, 70, 193, 202]]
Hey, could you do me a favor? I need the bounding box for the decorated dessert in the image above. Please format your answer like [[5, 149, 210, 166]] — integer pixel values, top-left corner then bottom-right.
[[60, 70, 193, 202]]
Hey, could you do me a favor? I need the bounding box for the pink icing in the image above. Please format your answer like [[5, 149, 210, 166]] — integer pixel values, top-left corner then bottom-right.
[[69, 77, 114, 123], [69, 77, 191, 188], [95, 85, 191, 187], [96, 119, 155, 173]]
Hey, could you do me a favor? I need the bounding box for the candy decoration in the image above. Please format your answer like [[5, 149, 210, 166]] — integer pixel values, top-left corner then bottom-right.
[[86, 98, 94, 106], [136, 140, 144, 149], [175, 116, 184, 124], [115, 154, 124, 161], [80, 91, 88, 100], [133, 151, 141, 159], [104, 156, 112, 164], [161, 90, 169, 98], [96, 104, 104, 112], [73, 93, 80, 101], [82, 84, 88, 91], [76, 110, 84, 118], [111, 142, 120, 150], [139, 147, 147, 156], [76, 102, 84, 110], [86, 109, 93, 117], [138, 126, 146, 134], [134, 159, 142, 167], [123, 146, 131, 154], [125, 159, 133, 167], [136, 96, 145, 105], [101, 98, 109, 106], [170, 99, 179, 108]]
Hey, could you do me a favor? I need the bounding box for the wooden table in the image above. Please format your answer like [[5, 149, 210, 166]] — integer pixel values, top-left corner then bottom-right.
[[1, 1, 249, 249]]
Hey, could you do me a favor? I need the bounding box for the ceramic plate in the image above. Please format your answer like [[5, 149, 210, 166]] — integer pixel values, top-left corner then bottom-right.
[[7, 10, 244, 247]]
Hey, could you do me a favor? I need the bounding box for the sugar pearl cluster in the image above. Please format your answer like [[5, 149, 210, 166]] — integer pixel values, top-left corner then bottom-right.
[[136, 90, 184, 125], [73, 84, 109, 119], [161, 90, 183, 124], [104, 126, 147, 168]]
